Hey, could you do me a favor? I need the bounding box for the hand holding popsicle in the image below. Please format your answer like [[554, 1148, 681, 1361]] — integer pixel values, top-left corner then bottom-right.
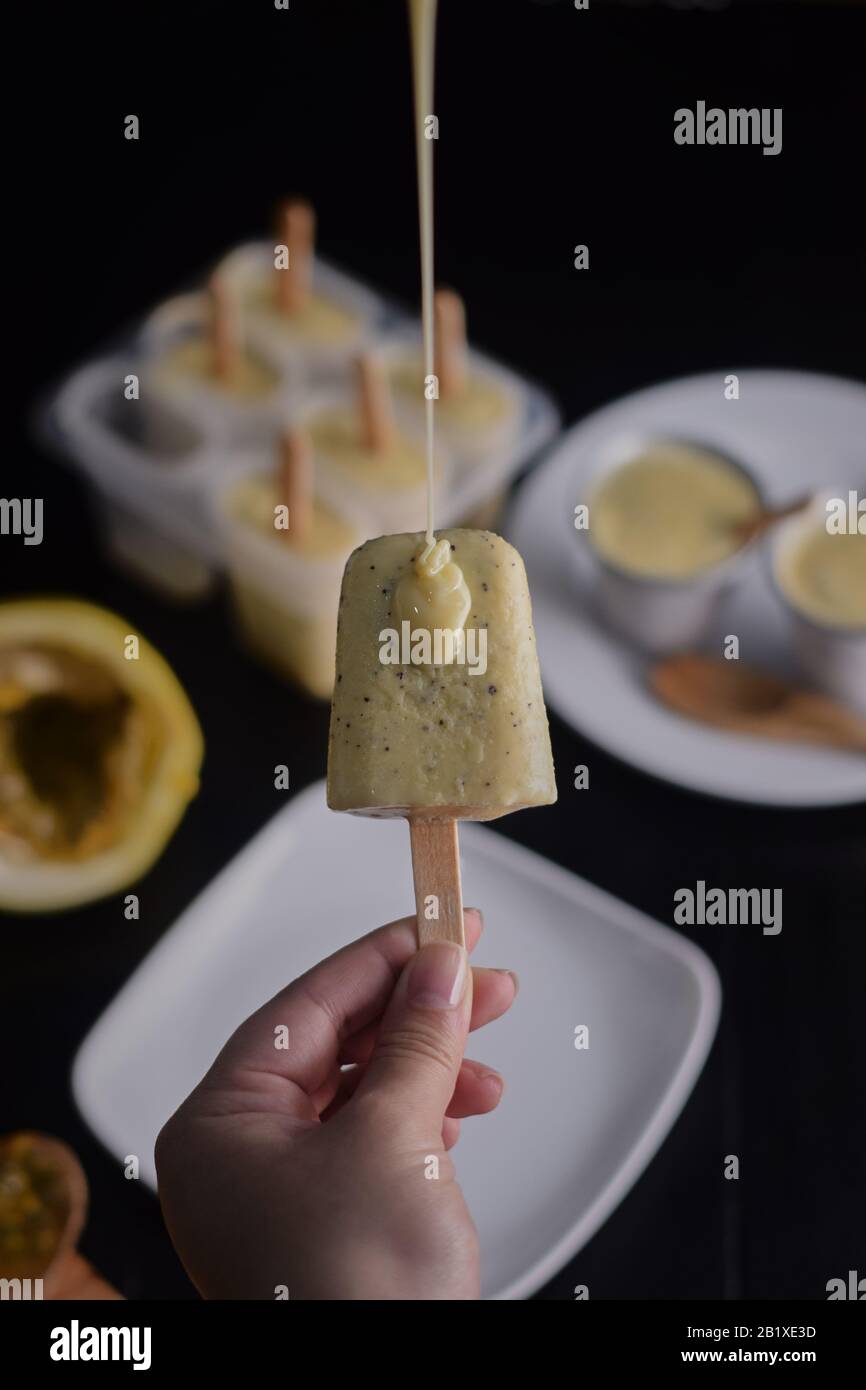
[[156, 910, 516, 1300]]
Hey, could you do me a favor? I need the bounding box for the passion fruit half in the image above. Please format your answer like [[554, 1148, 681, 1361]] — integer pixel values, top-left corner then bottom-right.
[[0, 599, 203, 912], [0, 1131, 87, 1283]]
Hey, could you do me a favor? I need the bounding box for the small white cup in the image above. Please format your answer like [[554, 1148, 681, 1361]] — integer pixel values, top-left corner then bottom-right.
[[770, 491, 866, 713], [578, 434, 764, 653]]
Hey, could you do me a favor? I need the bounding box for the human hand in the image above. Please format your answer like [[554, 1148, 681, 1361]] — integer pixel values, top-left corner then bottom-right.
[[155, 908, 516, 1300]]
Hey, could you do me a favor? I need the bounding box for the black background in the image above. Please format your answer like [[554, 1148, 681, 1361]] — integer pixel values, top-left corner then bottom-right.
[[4, 0, 865, 1301]]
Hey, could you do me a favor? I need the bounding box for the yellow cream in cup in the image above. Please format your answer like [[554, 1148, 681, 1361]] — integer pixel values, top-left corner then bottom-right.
[[776, 524, 866, 630], [590, 443, 759, 580]]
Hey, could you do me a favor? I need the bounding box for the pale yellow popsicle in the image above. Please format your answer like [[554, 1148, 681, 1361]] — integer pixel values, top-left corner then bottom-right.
[[248, 277, 361, 347], [151, 337, 279, 402], [223, 472, 359, 700], [391, 350, 518, 436], [327, 528, 557, 818], [310, 405, 428, 497]]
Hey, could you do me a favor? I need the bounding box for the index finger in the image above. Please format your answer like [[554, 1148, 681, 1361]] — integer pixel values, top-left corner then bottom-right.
[[201, 908, 485, 1104]]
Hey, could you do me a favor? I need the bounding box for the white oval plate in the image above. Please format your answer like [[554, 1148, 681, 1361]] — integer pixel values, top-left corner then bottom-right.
[[72, 783, 719, 1300], [509, 369, 866, 806]]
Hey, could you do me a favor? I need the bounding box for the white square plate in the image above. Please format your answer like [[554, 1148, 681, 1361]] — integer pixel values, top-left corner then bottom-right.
[[72, 782, 720, 1299]]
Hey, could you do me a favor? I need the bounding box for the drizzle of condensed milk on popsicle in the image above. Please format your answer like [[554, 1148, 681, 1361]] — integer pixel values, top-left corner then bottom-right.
[[402, 0, 470, 637], [408, 0, 438, 549], [406, 2, 467, 945], [327, 5, 556, 952]]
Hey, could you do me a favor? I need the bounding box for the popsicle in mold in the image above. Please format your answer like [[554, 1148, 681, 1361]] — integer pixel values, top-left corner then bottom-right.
[[220, 430, 362, 698], [389, 290, 525, 464], [144, 272, 285, 445], [327, 528, 557, 940], [311, 353, 445, 535], [237, 199, 375, 371]]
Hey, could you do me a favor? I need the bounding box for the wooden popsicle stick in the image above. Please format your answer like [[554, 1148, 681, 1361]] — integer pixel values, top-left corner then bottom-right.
[[356, 351, 395, 452], [434, 287, 468, 398], [276, 198, 315, 315], [208, 271, 240, 382], [408, 817, 465, 947], [276, 428, 314, 543]]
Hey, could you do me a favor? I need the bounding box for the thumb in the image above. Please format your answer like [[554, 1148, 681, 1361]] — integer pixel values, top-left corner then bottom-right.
[[358, 941, 472, 1132]]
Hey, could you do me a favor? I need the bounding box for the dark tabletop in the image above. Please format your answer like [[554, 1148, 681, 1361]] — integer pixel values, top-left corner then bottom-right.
[[5, 0, 865, 1300]]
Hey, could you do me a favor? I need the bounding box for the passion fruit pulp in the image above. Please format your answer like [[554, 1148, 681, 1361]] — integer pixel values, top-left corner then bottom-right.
[[0, 599, 203, 912], [0, 1132, 84, 1280]]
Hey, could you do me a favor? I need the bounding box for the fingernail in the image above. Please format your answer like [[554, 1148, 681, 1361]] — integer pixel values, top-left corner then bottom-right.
[[499, 969, 519, 998], [407, 943, 468, 1009], [464, 907, 483, 926], [483, 1071, 504, 1101]]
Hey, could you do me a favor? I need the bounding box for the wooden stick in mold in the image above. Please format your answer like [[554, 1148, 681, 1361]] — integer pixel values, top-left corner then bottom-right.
[[208, 271, 240, 382], [434, 288, 468, 398], [276, 198, 315, 315], [356, 351, 395, 452], [276, 428, 314, 543]]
